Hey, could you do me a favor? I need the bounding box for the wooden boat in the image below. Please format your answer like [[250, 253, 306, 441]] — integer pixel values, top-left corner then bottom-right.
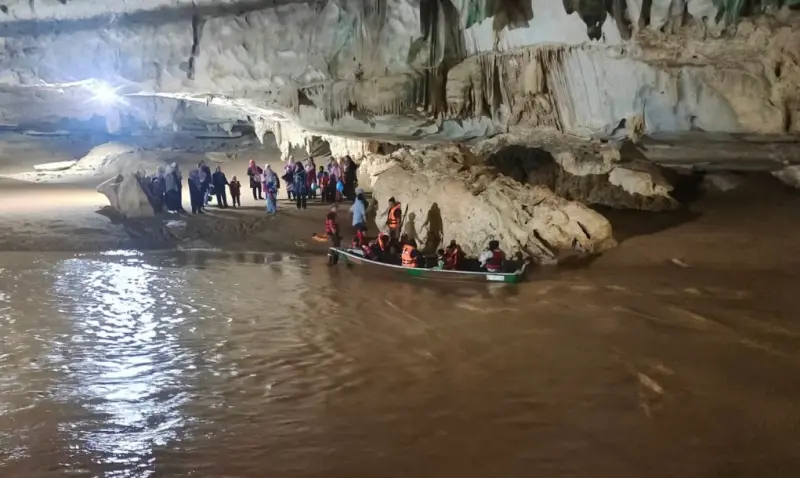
[[330, 247, 530, 284]]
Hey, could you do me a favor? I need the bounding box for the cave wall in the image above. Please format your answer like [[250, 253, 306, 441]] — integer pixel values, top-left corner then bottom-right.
[[0, 0, 796, 143]]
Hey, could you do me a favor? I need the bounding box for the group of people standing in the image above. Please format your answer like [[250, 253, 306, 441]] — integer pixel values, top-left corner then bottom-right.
[[185, 161, 240, 214], [147, 160, 241, 215], [246, 155, 360, 214], [150, 163, 185, 213]]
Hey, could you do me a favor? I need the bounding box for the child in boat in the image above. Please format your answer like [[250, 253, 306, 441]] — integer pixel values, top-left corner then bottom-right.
[[443, 240, 464, 270]]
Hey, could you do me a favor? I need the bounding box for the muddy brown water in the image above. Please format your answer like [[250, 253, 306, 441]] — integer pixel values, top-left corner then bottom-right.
[[1, 250, 800, 477]]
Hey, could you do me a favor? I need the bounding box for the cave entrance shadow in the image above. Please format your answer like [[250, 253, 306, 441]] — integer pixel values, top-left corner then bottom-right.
[[595, 206, 701, 243], [485, 145, 557, 186]]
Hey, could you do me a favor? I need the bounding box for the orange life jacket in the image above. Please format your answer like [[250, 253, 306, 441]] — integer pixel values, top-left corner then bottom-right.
[[401, 243, 418, 268], [387, 203, 401, 230], [486, 249, 505, 272]]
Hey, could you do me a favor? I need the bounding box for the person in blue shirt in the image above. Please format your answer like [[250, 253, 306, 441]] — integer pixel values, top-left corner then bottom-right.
[[349, 192, 368, 243]]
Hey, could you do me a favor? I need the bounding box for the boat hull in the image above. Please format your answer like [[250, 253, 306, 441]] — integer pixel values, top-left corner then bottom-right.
[[330, 248, 528, 284]]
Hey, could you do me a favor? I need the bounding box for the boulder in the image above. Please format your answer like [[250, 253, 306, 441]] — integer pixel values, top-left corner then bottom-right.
[[72, 142, 139, 176], [97, 173, 156, 218], [358, 146, 616, 261]]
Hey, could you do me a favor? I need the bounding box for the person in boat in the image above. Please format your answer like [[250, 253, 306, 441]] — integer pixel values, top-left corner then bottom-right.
[[365, 232, 390, 263], [479, 240, 505, 273], [386, 197, 402, 245], [401, 237, 422, 268], [351, 234, 366, 249], [430, 249, 446, 270], [325, 205, 341, 265], [443, 240, 465, 270]]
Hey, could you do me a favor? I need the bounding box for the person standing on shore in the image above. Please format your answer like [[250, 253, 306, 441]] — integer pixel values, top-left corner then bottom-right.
[[264, 165, 279, 214], [188, 166, 204, 214], [305, 158, 317, 199], [247, 160, 263, 200], [199, 161, 212, 206], [283, 159, 296, 201], [165, 163, 185, 213], [343, 156, 358, 201], [229, 176, 242, 208], [292, 161, 308, 209], [211, 166, 229, 208]]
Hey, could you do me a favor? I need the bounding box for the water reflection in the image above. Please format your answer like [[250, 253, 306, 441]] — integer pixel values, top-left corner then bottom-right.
[[53, 258, 189, 476]]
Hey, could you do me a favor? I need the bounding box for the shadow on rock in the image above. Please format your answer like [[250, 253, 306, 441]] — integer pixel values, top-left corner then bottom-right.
[[422, 202, 444, 253]]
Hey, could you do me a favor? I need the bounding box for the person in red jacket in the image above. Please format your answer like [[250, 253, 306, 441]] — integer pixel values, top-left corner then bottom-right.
[[228, 176, 242, 208], [479, 240, 505, 272], [443, 240, 465, 270], [325, 206, 341, 265]]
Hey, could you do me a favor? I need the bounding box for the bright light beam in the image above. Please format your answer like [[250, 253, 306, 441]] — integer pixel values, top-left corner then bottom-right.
[[86, 81, 127, 107]]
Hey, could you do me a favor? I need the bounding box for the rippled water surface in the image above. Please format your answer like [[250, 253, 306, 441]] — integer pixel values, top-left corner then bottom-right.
[[1, 251, 800, 477]]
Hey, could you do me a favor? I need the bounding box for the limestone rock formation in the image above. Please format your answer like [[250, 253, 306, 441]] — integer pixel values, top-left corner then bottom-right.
[[0, 0, 798, 234], [358, 146, 616, 261], [0, 0, 797, 156], [97, 174, 156, 218]]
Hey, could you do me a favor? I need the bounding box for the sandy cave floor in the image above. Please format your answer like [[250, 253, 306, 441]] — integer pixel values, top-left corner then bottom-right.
[[0, 155, 343, 255]]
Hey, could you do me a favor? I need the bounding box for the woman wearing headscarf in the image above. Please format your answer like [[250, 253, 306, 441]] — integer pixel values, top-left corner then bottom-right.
[[328, 158, 340, 180], [247, 159, 264, 200], [292, 161, 308, 210], [151, 165, 166, 213], [187, 165, 204, 214], [305, 157, 317, 199], [165, 163, 185, 213], [343, 155, 358, 201], [263, 164, 279, 214], [164, 163, 176, 211], [283, 158, 295, 200], [198, 160, 212, 205]]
